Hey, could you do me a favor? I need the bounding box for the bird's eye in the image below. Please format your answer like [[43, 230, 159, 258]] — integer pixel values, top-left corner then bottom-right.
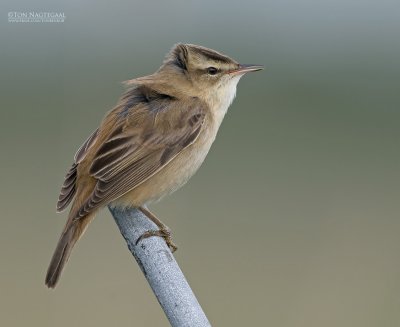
[[207, 67, 218, 75]]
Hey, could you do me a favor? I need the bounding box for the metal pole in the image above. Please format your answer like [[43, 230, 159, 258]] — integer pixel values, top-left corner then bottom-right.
[[108, 206, 212, 327]]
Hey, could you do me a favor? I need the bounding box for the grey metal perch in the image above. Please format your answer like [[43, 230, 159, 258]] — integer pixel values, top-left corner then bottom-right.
[[108, 206, 211, 327]]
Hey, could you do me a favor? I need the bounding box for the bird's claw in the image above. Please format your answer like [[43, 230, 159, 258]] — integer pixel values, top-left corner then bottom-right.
[[136, 228, 178, 252]]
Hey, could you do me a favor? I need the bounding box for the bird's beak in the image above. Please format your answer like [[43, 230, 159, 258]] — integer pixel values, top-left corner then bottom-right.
[[228, 64, 264, 75]]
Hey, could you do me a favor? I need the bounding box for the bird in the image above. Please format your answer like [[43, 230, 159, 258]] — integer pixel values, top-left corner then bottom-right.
[[45, 43, 263, 288]]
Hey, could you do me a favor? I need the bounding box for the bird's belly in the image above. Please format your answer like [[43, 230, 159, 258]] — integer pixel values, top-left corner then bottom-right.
[[111, 124, 216, 208]]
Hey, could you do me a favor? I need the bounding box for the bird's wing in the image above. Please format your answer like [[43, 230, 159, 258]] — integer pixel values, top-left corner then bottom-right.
[[74, 92, 206, 219], [56, 128, 99, 212]]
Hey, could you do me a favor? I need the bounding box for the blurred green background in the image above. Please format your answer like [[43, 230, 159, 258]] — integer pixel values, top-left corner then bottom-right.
[[1, 0, 400, 326]]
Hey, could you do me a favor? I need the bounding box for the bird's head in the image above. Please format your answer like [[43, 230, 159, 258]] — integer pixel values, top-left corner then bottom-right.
[[161, 43, 263, 102]]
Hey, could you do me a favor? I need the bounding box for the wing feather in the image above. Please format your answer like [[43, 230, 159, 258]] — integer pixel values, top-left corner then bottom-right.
[[74, 128, 99, 163], [56, 128, 99, 212]]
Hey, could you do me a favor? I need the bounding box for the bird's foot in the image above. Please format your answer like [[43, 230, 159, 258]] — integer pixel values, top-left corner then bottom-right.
[[136, 227, 178, 252]]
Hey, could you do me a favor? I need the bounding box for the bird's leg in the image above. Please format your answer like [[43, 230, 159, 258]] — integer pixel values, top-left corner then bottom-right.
[[136, 206, 178, 252]]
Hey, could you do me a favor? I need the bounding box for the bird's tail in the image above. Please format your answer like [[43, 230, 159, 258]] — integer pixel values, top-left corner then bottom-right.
[[45, 212, 95, 288]]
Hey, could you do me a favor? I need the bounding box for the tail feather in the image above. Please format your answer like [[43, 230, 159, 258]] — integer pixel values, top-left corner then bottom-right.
[[45, 214, 94, 288]]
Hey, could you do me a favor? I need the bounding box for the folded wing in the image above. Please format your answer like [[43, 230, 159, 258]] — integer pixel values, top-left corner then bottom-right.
[[74, 95, 206, 218]]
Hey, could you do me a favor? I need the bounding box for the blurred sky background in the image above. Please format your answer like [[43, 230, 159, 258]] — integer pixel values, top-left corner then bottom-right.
[[1, 0, 400, 326]]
